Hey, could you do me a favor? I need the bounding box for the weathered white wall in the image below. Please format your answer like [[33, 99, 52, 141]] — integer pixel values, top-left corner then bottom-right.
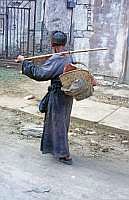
[[69, 0, 128, 78], [89, 0, 128, 77], [35, 0, 128, 78], [45, 0, 72, 33], [0, 0, 128, 80], [73, 1, 93, 68]]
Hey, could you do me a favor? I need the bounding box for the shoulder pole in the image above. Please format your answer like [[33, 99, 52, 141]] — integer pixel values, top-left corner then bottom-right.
[[23, 48, 108, 61]]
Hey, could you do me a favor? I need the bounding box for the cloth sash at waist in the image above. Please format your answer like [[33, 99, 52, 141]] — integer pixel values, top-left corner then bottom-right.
[[39, 81, 62, 113]]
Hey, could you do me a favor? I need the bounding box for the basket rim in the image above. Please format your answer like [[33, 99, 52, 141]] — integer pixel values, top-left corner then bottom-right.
[[59, 68, 91, 78]]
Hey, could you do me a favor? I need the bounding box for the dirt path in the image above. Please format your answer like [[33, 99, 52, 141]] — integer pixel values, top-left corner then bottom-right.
[[1, 67, 129, 199], [1, 67, 129, 161], [0, 107, 129, 200]]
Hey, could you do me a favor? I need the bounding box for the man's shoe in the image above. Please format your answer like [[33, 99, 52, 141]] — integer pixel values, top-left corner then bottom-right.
[[59, 157, 72, 165]]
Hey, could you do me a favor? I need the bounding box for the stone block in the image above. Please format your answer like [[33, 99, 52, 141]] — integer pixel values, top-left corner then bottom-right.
[[73, 5, 87, 30], [77, 0, 90, 4], [74, 37, 90, 67], [71, 99, 118, 122], [45, 0, 71, 32], [100, 107, 129, 131]]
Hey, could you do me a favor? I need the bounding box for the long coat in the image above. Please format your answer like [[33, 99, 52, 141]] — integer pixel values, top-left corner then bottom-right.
[[22, 54, 73, 158]]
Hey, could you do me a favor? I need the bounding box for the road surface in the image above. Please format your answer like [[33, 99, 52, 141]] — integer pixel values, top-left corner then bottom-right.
[[0, 108, 129, 200]]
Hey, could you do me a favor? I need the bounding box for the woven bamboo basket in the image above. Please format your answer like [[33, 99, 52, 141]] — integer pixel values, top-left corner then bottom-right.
[[59, 69, 93, 88]]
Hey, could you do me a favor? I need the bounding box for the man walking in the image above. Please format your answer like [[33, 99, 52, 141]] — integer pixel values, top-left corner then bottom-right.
[[17, 31, 74, 165]]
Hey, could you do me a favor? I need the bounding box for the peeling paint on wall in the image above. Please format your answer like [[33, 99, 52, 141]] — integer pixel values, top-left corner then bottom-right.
[[0, 0, 128, 81], [45, 0, 71, 32], [88, 0, 128, 78]]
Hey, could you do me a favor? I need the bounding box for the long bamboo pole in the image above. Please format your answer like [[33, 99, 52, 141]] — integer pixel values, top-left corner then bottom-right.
[[24, 48, 108, 61]]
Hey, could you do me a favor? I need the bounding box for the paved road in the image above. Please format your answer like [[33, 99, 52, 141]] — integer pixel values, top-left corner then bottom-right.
[[0, 115, 129, 200]]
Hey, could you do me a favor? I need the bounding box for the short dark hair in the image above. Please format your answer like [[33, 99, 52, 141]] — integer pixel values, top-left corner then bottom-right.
[[51, 31, 67, 46]]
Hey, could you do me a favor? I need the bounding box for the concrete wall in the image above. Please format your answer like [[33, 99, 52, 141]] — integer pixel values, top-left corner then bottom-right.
[[40, 0, 128, 78], [0, 0, 128, 80], [45, 0, 72, 33], [34, 0, 73, 53], [90, 0, 128, 77], [72, 0, 128, 78]]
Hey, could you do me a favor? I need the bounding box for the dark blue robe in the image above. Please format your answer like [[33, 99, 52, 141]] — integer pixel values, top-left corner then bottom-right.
[[22, 54, 73, 158]]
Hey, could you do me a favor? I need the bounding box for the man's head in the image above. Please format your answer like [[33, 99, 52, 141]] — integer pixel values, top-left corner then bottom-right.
[[51, 31, 67, 48]]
